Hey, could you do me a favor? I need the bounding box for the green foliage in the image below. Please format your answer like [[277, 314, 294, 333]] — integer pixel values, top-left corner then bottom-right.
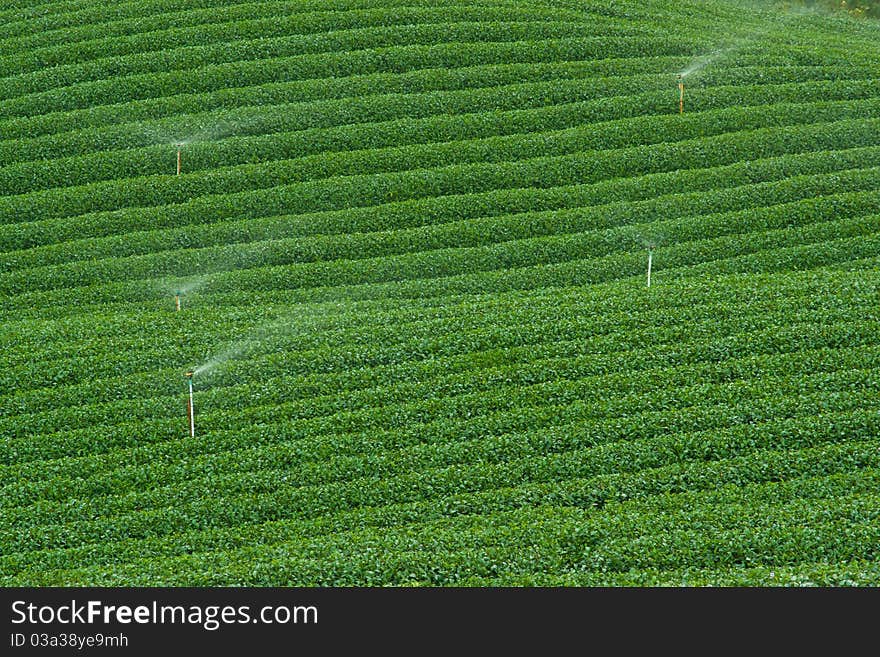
[[783, 0, 880, 19], [1, 0, 879, 586]]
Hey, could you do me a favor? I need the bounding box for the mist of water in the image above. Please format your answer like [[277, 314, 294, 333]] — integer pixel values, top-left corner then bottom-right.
[[679, 47, 736, 78], [131, 112, 267, 155], [176, 275, 213, 295], [634, 231, 665, 251], [189, 302, 343, 384], [676, 6, 807, 80], [158, 274, 212, 303], [171, 118, 241, 148], [162, 239, 272, 306], [192, 336, 261, 378]]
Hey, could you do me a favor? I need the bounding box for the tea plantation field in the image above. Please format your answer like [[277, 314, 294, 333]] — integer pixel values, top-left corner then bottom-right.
[[1, 0, 879, 586]]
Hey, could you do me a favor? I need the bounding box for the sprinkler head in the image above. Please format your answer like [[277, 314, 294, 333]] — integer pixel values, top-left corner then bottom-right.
[[185, 371, 194, 380]]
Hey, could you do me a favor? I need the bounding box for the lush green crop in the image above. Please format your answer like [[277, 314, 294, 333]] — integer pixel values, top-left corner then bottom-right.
[[1, 0, 878, 586]]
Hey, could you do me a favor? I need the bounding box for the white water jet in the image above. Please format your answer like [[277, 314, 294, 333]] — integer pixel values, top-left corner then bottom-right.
[[192, 336, 262, 378], [190, 303, 342, 382], [675, 7, 807, 81], [176, 276, 208, 295], [679, 47, 735, 78]]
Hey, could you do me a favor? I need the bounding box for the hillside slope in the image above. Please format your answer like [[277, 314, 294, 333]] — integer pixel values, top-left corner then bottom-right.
[[1, 0, 879, 585]]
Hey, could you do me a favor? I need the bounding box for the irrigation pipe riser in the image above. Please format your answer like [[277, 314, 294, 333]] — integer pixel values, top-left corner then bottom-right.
[[677, 75, 684, 114], [185, 372, 195, 438], [176, 149, 181, 176], [647, 248, 653, 288]]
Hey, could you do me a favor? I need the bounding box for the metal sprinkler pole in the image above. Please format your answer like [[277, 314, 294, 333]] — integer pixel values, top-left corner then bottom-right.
[[175, 291, 181, 312], [647, 248, 653, 288], [176, 149, 182, 175], [185, 371, 195, 438], [678, 75, 684, 114]]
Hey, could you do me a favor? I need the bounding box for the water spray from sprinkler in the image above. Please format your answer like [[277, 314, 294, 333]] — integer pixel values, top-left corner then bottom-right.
[[185, 371, 195, 438]]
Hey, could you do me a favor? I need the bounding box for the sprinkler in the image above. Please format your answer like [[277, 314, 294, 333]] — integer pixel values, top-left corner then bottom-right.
[[646, 244, 655, 288], [176, 147, 182, 175], [677, 74, 684, 114], [174, 290, 181, 312], [185, 371, 195, 438]]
